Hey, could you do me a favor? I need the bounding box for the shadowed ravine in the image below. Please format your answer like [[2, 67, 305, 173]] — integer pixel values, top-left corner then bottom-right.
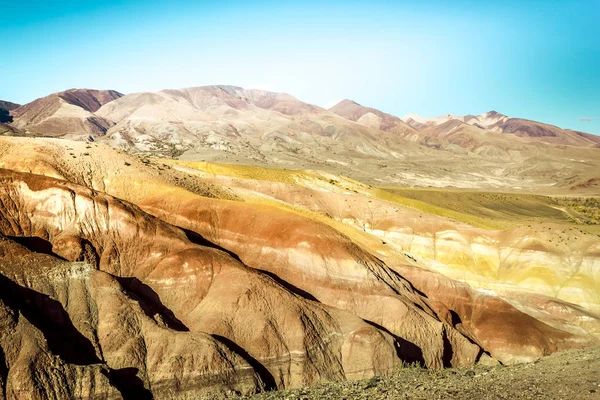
[[0, 273, 101, 366], [102, 368, 154, 400], [116, 276, 190, 332], [7, 236, 67, 261], [212, 335, 278, 391]]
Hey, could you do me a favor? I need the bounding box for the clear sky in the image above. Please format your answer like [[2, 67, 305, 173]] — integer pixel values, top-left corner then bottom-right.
[[2, 0, 599, 134]]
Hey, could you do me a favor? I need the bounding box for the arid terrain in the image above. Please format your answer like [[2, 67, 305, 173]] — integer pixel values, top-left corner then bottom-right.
[[237, 347, 600, 400], [0, 87, 599, 399], [6, 87, 600, 191]]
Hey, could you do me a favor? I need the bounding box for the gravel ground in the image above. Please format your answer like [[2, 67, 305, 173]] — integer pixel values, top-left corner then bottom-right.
[[236, 347, 600, 400]]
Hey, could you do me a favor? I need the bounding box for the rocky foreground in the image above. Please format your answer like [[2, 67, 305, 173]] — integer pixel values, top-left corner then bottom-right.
[[237, 347, 600, 400]]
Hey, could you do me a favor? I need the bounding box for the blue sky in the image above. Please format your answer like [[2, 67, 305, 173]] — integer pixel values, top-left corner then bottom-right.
[[1, 0, 599, 134]]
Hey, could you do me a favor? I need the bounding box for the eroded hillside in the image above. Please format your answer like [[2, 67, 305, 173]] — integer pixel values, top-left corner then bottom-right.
[[0, 136, 598, 398]]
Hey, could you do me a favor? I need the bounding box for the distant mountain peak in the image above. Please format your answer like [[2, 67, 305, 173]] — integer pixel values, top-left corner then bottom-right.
[[0, 100, 21, 112], [484, 110, 507, 117], [56, 89, 124, 113], [10, 88, 124, 137], [400, 113, 461, 127], [330, 99, 360, 109]]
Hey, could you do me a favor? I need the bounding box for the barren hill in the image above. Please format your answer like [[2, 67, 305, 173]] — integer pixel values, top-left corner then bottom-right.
[[11, 89, 122, 138], [94, 87, 600, 192], [0, 100, 20, 111], [329, 99, 416, 138], [401, 110, 600, 147], [492, 118, 600, 146], [94, 85, 428, 162]]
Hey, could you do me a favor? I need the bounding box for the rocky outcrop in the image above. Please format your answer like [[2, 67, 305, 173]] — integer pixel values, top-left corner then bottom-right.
[[391, 263, 597, 364], [142, 196, 483, 367], [0, 236, 260, 399]]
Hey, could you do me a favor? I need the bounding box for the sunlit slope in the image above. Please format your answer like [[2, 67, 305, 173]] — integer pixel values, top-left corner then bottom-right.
[[172, 160, 595, 231], [380, 188, 597, 232], [169, 160, 600, 313]]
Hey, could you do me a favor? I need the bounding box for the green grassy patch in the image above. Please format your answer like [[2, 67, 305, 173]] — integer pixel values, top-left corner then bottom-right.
[[168, 159, 600, 234], [378, 187, 589, 230], [555, 197, 600, 225]]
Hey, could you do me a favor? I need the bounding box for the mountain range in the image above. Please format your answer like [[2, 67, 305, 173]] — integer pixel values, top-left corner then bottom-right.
[[3, 86, 599, 193], [1, 85, 600, 398]]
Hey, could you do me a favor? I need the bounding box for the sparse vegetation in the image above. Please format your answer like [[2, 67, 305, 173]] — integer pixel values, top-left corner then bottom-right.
[[236, 348, 600, 400], [168, 159, 600, 236], [378, 187, 598, 232], [556, 197, 600, 225]]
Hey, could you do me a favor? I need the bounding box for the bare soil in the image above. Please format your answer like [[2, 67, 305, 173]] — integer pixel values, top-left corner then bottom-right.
[[237, 347, 600, 400]]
